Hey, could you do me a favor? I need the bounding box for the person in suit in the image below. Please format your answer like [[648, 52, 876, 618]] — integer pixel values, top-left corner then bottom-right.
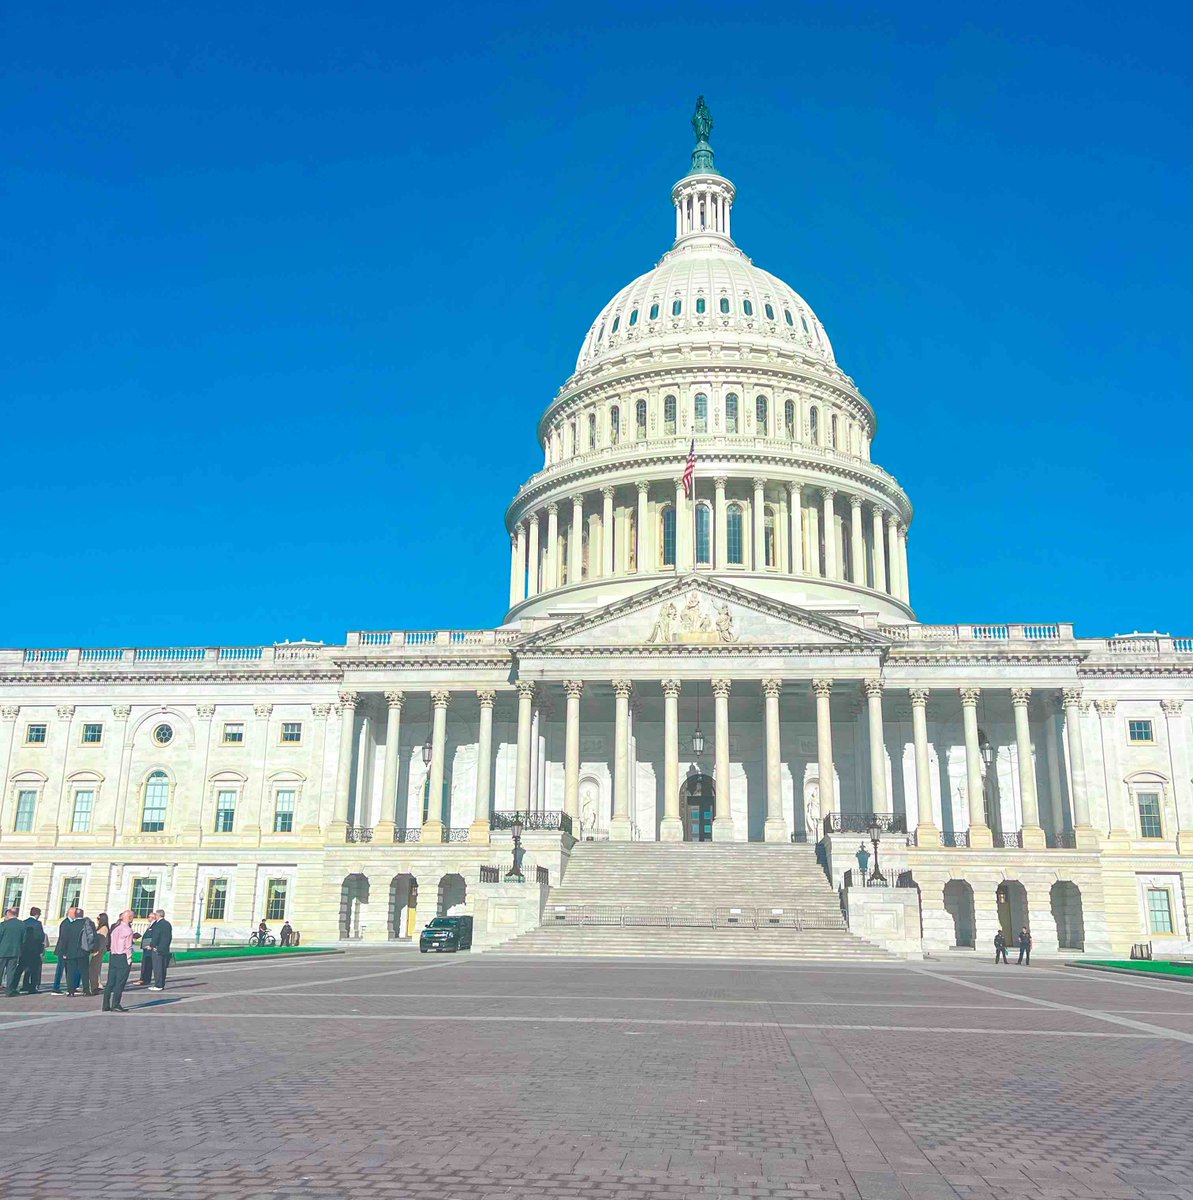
[[134, 913, 158, 987], [63, 908, 94, 996], [147, 909, 173, 991], [87, 912, 111, 996], [52, 907, 81, 995], [0, 907, 26, 996], [18, 907, 46, 993], [280, 921, 293, 947]]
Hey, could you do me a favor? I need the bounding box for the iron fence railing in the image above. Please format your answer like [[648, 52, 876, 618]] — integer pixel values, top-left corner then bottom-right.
[[393, 828, 422, 843], [825, 814, 908, 835], [479, 865, 500, 883], [940, 830, 970, 848], [345, 825, 373, 843], [446, 828, 471, 843], [1050, 830, 1077, 849], [544, 904, 846, 931], [998, 831, 1024, 849], [491, 810, 573, 835]]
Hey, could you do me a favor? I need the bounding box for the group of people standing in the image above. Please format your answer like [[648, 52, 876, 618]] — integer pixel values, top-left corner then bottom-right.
[[0, 906, 173, 1012], [994, 927, 1033, 965]]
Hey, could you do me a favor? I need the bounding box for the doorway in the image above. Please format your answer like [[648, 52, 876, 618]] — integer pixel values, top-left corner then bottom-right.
[[682, 773, 715, 842]]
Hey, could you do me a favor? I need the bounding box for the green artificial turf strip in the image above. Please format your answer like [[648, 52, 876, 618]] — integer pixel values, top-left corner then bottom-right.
[[1081, 959, 1193, 978]]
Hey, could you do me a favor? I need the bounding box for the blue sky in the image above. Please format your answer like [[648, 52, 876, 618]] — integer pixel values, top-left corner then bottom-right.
[[3, 1, 1190, 647]]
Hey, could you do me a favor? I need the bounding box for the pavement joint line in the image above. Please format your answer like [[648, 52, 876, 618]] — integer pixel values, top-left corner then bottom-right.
[[914, 966, 1193, 1045], [133, 1011, 1156, 1037]]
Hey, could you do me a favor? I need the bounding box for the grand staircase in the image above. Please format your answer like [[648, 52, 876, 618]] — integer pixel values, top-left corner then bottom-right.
[[495, 841, 894, 960]]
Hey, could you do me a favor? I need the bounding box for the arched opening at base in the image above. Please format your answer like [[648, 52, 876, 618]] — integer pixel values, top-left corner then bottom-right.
[[681, 773, 715, 842], [1051, 881, 1085, 950], [339, 873, 369, 940], [943, 879, 976, 948], [995, 880, 1029, 943], [390, 873, 418, 940], [437, 872, 467, 917]]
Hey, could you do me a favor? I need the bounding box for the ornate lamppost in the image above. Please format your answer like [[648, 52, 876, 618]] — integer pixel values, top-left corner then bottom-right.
[[505, 813, 526, 882], [867, 815, 886, 885]]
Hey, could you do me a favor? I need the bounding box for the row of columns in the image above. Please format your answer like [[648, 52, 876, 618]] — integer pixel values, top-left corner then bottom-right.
[[509, 480, 910, 606]]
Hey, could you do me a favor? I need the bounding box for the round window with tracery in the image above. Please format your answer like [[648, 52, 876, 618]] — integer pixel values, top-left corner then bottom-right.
[[153, 723, 174, 746]]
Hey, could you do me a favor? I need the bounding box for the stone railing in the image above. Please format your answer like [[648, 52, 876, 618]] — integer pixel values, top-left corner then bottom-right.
[[11, 640, 328, 669], [879, 623, 1075, 643], [824, 813, 907, 835], [347, 629, 520, 650]]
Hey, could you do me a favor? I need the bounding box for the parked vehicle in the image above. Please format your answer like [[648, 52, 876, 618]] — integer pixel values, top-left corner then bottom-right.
[[419, 915, 473, 953]]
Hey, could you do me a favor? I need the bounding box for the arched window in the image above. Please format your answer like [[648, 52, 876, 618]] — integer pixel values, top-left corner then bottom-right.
[[756, 395, 769, 435], [664, 395, 677, 435], [635, 398, 647, 438], [694, 393, 708, 433], [801, 314, 810, 333], [784, 309, 794, 326], [597, 322, 605, 342], [660, 504, 676, 568], [719, 297, 730, 314], [568, 418, 577, 456], [649, 302, 659, 320], [629, 308, 639, 326], [726, 504, 744, 565], [142, 770, 169, 833], [695, 297, 706, 314], [830, 413, 839, 449], [765, 303, 775, 321], [611, 316, 620, 334], [764, 506, 777, 568], [610, 406, 620, 443], [809, 406, 820, 445], [696, 502, 712, 566], [671, 298, 682, 317], [725, 393, 739, 434], [588, 413, 597, 450], [743, 299, 753, 316], [784, 399, 796, 438]]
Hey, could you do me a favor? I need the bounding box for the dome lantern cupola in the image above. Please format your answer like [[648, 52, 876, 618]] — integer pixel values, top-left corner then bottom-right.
[[672, 96, 735, 246]]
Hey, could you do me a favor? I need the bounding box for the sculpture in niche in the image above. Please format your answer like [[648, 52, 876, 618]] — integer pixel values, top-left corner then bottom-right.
[[804, 779, 821, 842]]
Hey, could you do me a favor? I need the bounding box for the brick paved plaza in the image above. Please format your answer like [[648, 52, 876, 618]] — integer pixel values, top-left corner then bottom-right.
[[1, 952, 1193, 1199]]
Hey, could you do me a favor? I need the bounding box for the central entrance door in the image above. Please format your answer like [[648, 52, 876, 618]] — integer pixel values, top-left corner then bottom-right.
[[682, 773, 715, 842]]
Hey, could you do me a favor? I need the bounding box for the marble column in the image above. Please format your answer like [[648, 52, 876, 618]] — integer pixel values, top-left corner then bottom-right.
[[752, 478, 766, 570], [788, 483, 803, 574], [331, 691, 358, 830], [1044, 699, 1065, 843], [610, 680, 633, 840], [909, 688, 938, 842], [896, 523, 910, 602], [870, 505, 887, 593], [1161, 700, 1193, 853], [674, 477, 688, 571], [864, 679, 889, 815], [528, 703, 541, 813], [569, 495, 584, 584], [601, 488, 615, 576], [527, 512, 541, 597], [711, 679, 734, 841], [509, 533, 521, 607], [661, 679, 683, 841], [545, 503, 559, 590], [636, 483, 649, 574], [813, 678, 835, 822], [1063, 687, 1096, 846], [885, 513, 900, 598], [849, 495, 864, 585], [421, 690, 450, 841], [470, 690, 496, 842], [376, 690, 404, 841], [822, 489, 838, 580], [513, 681, 535, 813], [960, 688, 993, 847], [1011, 688, 1045, 848], [714, 477, 728, 570], [563, 681, 583, 824], [763, 679, 787, 842], [1094, 698, 1130, 841]]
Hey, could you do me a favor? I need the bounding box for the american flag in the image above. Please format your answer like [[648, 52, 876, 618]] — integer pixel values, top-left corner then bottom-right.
[[682, 438, 697, 498]]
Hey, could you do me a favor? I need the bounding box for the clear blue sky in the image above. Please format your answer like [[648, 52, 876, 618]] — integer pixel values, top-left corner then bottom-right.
[[3, 1, 1190, 647]]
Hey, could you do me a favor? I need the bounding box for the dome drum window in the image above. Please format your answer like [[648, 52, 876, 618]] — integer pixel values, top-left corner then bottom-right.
[[743, 299, 753, 316], [765, 303, 775, 320], [784, 309, 794, 326], [671, 299, 682, 317], [719, 297, 730, 314], [649, 303, 659, 320], [635, 399, 647, 438], [664, 395, 677, 435], [629, 308, 639, 326], [695, 297, 706, 314], [725, 393, 739, 434], [756, 395, 769, 436], [694, 393, 708, 433]]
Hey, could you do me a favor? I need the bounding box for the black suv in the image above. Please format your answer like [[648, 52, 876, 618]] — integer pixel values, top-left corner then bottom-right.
[[419, 915, 474, 953]]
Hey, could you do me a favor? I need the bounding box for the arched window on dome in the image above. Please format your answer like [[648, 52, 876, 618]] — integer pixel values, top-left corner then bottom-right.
[[568, 419, 577, 457], [764, 506, 777, 569], [743, 299, 754, 317], [695, 297, 706, 315], [696, 502, 712, 567], [649, 303, 659, 320], [635, 399, 647, 439], [659, 504, 676, 569], [809, 406, 820, 445], [725, 393, 739, 434], [611, 316, 620, 334], [801, 315, 810, 334], [597, 322, 605, 342], [610, 406, 620, 444], [719, 297, 730, 314], [588, 413, 597, 451], [765, 303, 775, 321], [629, 308, 639, 327], [694, 393, 708, 433], [664, 395, 677, 435], [830, 413, 839, 449], [671, 298, 682, 317], [784, 400, 796, 439], [756, 395, 769, 436], [784, 308, 794, 326], [726, 504, 744, 566]]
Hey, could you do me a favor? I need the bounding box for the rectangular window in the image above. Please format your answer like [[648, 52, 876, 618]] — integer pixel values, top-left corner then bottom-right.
[[59, 876, 82, 917], [265, 878, 288, 921], [214, 789, 237, 833], [14, 790, 36, 832], [130, 877, 157, 919], [2, 877, 23, 912], [694, 394, 708, 433], [70, 790, 94, 833], [205, 878, 228, 921], [222, 722, 245, 745], [141, 775, 168, 832], [81, 722, 103, 745], [280, 721, 303, 744], [1128, 719, 1154, 744], [695, 505, 711, 566], [1147, 888, 1174, 935], [25, 723, 46, 745], [273, 789, 295, 833], [1137, 792, 1163, 839]]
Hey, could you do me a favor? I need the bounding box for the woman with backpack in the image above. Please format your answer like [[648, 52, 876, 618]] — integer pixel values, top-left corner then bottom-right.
[[88, 912, 111, 996]]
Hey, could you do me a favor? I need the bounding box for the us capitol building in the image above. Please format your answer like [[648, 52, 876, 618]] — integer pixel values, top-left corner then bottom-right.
[[3, 101, 1190, 959]]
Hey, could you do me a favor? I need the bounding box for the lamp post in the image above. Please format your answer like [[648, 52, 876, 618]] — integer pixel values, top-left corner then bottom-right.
[[690, 683, 705, 758], [867, 816, 886, 885], [506, 813, 525, 882]]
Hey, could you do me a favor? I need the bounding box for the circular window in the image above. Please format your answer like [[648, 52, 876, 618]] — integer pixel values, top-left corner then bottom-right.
[[153, 723, 174, 746]]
